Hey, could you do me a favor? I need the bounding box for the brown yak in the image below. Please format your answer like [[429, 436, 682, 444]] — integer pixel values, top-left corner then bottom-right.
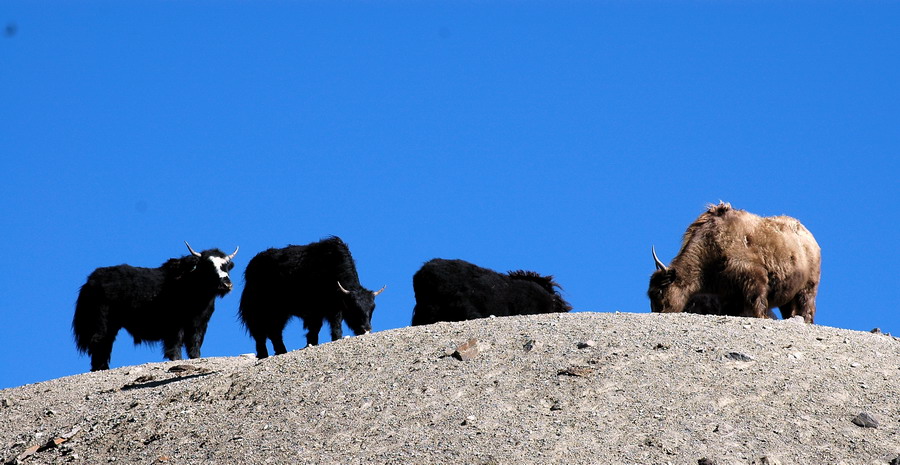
[[648, 202, 821, 322]]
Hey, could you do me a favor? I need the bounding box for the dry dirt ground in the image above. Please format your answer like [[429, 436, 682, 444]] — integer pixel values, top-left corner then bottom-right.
[[2, 312, 899, 465]]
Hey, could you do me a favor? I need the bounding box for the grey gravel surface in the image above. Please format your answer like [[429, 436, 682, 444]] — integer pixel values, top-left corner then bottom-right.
[[2, 312, 899, 464]]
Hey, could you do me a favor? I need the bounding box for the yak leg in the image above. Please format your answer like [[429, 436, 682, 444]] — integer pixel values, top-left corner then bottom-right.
[[253, 336, 270, 359], [328, 312, 344, 342], [183, 322, 209, 359], [259, 313, 290, 357], [269, 332, 287, 356], [740, 281, 771, 319], [304, 319, 322, 347], [87, 316, 120, 371], [184, 303, 213, 359], [779, 283, 818, 323], [253, 335, 270, 359], [249, 325, 276, 358], [89, 331, 118, 372], [744, 292, 770, 319], [162, 331, 185, 361]]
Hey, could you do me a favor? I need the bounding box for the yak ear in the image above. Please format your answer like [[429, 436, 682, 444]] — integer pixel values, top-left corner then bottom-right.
[[665, 268, 677, 284], [166, 255, 200, 279], [658, 268, 676, 286]]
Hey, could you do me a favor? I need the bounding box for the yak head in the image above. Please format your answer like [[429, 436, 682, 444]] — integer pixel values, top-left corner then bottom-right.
[[647, 246, 688, 313], [184, 241, 239, 297], [337, 281, 386, 335]]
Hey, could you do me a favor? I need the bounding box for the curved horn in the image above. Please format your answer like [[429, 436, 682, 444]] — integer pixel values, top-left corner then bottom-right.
[[337, 281, 351, 295], [651, 246, 668, 271], [226, 246, 239, 262], [372, 285, 386, 297], [184, 241, 202, 257]]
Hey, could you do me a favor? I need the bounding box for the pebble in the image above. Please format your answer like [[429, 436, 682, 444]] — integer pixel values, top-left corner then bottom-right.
[[851, 412, 879, 428], [726, 352, 754, 362], [452, 339, 482, 361], [577, 340, 596, 349], [557, 366, 593, 377]]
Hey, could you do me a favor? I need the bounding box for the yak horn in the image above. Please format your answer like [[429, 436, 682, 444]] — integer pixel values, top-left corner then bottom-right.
[[373, 285, 386, 297], [652, 246, 668, 271], [337, 281, 351, 295], [185, 241, 202, 257], [226, 246, 239, 262]]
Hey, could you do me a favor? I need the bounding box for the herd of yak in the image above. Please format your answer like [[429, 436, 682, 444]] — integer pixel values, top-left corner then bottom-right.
[[72, 202, 822, 372]]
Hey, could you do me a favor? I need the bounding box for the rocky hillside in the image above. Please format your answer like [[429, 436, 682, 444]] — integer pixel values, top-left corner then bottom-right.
[[2, 312, 899, 465]]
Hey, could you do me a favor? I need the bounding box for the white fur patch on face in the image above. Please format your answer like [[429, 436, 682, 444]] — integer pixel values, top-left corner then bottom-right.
[[208, 256, 230, 279]]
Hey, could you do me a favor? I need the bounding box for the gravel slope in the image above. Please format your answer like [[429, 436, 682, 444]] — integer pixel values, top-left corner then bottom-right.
[[2, 312, 899, 465]]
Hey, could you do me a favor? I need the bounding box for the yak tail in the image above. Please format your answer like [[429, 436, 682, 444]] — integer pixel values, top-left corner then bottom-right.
[[72, 283, 102, 354], [507, 270, 560, 293], [507, 270, 573, 313]]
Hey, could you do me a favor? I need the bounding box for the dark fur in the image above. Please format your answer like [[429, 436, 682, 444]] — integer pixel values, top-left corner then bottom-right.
[[648, 202, 821, 322], [683, 293, 778, 319], [73, 246, 236, 371], [682, 293, 728, 315], [411, 258, 572, 326], [239, 236, 384, 358]]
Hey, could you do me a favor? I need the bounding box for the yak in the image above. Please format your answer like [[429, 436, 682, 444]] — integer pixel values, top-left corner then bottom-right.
[[73, 242, 238, 371], [239, 236, 385, 358], [648, 202, 821, 322], [411, 258, 572, 326], [683, 293, 779, 319]]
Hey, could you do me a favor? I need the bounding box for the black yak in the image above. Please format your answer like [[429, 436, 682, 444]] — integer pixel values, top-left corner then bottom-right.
[[73, 242, 238, 371], [683, 293, 779, 319], [648, 202, 821, 322], [239, 236, 385, 358], [411, 258, 572, 326]]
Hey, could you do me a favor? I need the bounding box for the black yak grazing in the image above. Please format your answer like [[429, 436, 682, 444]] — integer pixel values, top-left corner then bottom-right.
[[73, 242, 238, 371], [411, 258, 572, 326], [239, 236, 385, 359], [683, 293, 779, 319], [648, 202, 821, 322]]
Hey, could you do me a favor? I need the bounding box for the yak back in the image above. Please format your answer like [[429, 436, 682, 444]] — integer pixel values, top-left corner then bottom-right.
[[241, 236, 364, 317], [674, 202, 819, 274], [245, 236, 361, 288], [411, 258, 570, 326]]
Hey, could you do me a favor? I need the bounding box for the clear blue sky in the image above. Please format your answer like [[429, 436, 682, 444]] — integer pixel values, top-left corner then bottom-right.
[[2, 2, 897, 389]]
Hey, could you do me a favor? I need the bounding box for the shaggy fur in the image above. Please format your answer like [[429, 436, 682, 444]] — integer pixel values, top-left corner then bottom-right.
[[411, 258, 572, 326], [648, 202, 821, 322], [683, 293, 778, 319], [239, 236, 385, 359], [73, 244, 237, 371]]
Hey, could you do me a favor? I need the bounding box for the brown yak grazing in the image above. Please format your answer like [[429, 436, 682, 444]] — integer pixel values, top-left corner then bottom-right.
[[648, 202, 821, 323]]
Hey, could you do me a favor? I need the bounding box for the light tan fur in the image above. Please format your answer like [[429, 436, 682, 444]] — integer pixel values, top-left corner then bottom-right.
[[649, 202, 821, 322]]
